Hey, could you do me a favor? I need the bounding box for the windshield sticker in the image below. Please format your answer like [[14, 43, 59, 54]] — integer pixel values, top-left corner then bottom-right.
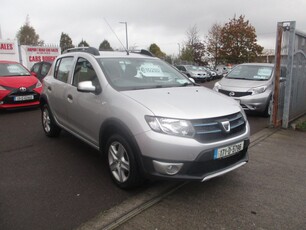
[[253, 75, 268, 79], [7, 65, 21, 73], [177, 79, 189, 84], [257, 68, 272, 76], [139, 63, 164, 77]]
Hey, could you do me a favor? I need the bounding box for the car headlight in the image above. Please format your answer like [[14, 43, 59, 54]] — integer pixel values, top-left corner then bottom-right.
[[213, 82, 221, 91], [190, 72, 197, 77], [0, 85, 6, 90], [35, 80, 42, 88], [145, 116, 195, 138], [248, 86, 267, 95]]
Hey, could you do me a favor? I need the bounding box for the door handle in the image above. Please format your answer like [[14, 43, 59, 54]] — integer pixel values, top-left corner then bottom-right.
[[67, 94, 73, 103]]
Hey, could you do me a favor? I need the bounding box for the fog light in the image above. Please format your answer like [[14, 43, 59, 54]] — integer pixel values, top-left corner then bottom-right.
[[153, 160, 183, 175], [0, 101, 3, 105]]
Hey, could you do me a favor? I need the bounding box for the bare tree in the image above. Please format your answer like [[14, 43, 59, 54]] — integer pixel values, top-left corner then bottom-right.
[[181, 25, 206, 65], [205, 23, 222, 67]]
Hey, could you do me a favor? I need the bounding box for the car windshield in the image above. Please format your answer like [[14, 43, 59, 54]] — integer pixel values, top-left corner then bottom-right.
[[226, 65, 273, 81], [0, 63, 31, 77], [185, 66, 198, 71], [97, 58, 193, 91]]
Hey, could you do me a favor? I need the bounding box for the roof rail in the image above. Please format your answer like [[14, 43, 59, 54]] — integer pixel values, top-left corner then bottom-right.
[[131, 49, 155, 57], [63, 47, 100, 55]]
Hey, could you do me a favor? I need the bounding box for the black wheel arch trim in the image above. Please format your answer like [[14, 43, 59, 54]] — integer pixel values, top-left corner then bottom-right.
[[99, 118, 146, 175]]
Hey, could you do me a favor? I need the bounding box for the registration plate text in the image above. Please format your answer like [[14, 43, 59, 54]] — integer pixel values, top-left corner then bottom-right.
[[14, 95, 34, 101], [214, 141, 244, 159]]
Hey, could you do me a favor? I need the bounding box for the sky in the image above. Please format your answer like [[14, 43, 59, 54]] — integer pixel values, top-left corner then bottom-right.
[[1, 0, 305, 56]]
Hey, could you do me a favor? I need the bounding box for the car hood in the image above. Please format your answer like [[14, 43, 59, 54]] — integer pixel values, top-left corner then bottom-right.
[[122, 86, 241, 119], [219, 77, 270, 90], [0, 76, 38, 88]]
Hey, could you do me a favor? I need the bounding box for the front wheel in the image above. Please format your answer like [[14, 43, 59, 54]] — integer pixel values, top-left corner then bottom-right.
[[106, 134, 143, 189], [263, 98, 272, 117], [41, 104, 61, 137]]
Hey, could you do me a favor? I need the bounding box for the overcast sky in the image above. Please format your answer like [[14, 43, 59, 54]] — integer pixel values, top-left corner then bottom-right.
[[1, 0, 305, 55]]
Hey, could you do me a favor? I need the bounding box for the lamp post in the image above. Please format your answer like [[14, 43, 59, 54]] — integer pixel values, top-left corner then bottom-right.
[[119, 21, 128, 51]]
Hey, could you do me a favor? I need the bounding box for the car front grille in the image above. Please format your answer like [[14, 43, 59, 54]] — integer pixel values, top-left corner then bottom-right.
[[191, 112, 246, 143], [2, 86, 40, 104], [219, 89, 252, 97]]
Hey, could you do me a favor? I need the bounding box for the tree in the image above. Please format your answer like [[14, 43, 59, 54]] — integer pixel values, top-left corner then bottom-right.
[[219, 15, 263, 64], [181, 25, 206, 65], [180, 46, 194, 63], [205, 23, 223, 67], [60, 32, 74, 53], [99, 40, 113, 51], [16, 15, 44, 46], [149, 43, 166, 59], [78, 39, 89, 47]]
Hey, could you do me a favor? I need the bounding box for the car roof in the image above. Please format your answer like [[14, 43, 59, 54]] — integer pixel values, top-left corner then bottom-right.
[[62, 47, 156, 59], [0, 60, 20, 64], [239, 63, 274, 67]]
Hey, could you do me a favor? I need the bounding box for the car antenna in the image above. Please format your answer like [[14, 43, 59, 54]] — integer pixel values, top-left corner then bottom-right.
[[104, 18, 129, 55]]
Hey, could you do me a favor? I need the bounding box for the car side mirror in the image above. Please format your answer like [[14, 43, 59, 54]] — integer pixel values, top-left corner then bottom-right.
[[189, 78, 195, 83], [31, 72, 37, 77], [77, 81, 100, 94]]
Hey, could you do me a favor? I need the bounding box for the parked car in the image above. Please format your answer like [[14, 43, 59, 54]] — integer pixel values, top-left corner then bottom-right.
[[213, 63, 286, 116], [216, 65, 230, 78], [30, 61, 52, 81], [0, 60, 42, 109], [175, 65, 208, 82], [199, 66, 217, 81], [40, 47, 250, 189]]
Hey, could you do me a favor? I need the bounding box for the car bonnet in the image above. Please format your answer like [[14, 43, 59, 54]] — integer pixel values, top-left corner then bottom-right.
[[0, 75, 39, 88], [219, 77, 271, 90], [121, 86, 241, 119]]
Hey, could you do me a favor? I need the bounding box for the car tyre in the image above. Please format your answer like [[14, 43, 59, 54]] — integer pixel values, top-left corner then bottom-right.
[[42, 104, 61, 137], [263, 98, 272, 117], [106, 134, 143, 189]]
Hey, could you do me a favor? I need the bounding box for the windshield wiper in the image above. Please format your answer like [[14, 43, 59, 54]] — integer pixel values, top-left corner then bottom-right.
[[180, 82, 193, 87], [227, 77, 249, 80]]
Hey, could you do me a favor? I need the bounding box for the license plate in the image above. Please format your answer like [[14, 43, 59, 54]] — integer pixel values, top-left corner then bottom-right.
[[14, 95, 34, 101], [214, 141, 244, 159]]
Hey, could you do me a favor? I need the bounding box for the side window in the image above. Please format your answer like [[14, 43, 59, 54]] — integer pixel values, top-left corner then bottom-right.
[[54, 57, 74, 83], [73, 58, 99, 87], [31, 63, 40, 73], [41, 63, 51, 76]]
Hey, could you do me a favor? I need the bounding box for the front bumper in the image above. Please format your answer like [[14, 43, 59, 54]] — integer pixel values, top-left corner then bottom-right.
[[140, 139, 249, 181], [217, 89, 271, 113], [135, 125, 250, 181]]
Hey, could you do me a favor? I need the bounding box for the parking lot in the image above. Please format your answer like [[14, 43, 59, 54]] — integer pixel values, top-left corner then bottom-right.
[[0, 81, 270, 230]]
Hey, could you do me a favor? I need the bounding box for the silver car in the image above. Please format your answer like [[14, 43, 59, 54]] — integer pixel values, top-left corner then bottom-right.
[[213, 63, 284, 116], [40, 47, 250, 189]]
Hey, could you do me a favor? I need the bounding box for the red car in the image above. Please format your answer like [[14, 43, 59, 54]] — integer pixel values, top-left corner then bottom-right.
[[0, 60, 42, 109]]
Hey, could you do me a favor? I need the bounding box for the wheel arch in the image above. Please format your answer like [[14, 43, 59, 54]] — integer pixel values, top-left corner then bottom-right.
[[99, 119, 143, 163]]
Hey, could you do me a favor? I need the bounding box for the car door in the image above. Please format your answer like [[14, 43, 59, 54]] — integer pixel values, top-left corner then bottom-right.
[[65, 57, 104, 147], [47, 56, 74, 126]]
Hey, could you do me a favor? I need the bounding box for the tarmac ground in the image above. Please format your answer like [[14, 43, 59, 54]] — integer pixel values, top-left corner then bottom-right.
[[77, 127, 306, 230]]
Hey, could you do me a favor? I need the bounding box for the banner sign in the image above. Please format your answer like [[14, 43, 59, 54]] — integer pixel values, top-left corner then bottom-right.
[[0, 40, 16, 54]]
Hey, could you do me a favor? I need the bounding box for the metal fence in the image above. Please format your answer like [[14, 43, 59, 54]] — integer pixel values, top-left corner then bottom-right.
[[271, 21, 306, 128]]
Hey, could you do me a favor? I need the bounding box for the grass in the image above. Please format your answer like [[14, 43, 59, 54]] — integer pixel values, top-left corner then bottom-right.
[[296, 120, 306, 131]]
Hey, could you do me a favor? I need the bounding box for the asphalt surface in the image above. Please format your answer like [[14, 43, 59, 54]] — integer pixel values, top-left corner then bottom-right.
[[0, 108, 147, 230], [0, 80, 270, 230], [79, 128, 306, 230]]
